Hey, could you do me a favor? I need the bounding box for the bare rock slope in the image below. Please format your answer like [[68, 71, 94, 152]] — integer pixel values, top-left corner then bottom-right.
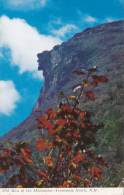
[[0, 20, 123, 147]]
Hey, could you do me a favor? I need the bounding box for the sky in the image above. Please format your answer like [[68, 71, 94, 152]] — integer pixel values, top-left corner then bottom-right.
[[0, 0, 123, 137]]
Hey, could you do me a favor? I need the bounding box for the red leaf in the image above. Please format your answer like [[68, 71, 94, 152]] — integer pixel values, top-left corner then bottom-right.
[[63, 182, 68, 187], [14, 157, 24, 167], [38, 116, 56, 135], [59, 181, 74, 188], [82, 154, 85, 161], [56, 136, 64, 142], [36, 139, 48, 151], [68, 120, 78, 127], [74, 172, 81, 182], [73, 132, 80, 138], [92, 75, 108, 86], [95, 168, 103, 180], [45, 156, 53, 166], [24, 158, 33, 164], [74, 154, 85, 164], [46, 108, 57, 119], [61, 157, 64, 162], [49, 128, 56, 136], [20, 148, 33, 164], [38, 170, 49, 179], [38, 115, 48, 125], [75, 175, 81, 182], [92, 75, 100, 84], [45, 156, 51, 163], [86, 91, 95, 102], [0, 170, 5, 174], [90, 80, 99, 87], [72, 70, 85, 75], [57, 162, 61, 171], [66, 132, 71, 137], [98, 76, 108, 83], [90, 169, 95, 177], [48, 141, 53, 149], [56, 118, 67, 126], [68, 150, 73, 156], [96, 156, 108, 168], [47, 123, 56, 136], [25, 147, 32, 154], [57, 184, 63, 188], [20, 148, 27, 157], [38, 123, 44, 129], [80, 112, 85, 120], [90, 167, 103, 179], [62, 104, 69, 112], [44, 120, 52, 129]]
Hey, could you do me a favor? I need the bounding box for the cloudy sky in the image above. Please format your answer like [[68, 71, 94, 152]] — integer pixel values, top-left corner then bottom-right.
[[0, 0, 123, 136]]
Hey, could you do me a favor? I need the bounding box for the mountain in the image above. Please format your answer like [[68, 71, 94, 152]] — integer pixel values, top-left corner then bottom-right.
[[0, 20, 123, 186]]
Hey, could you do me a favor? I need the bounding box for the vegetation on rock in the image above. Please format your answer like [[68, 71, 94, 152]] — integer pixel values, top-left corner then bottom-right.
[[0, 20, 123, 187], [0, 68, 109, 187]]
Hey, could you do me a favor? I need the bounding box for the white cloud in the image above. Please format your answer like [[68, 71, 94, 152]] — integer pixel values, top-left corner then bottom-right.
[[8, 0, 23, 6], [51, 24, 77, 37], [105, 17, 117, 23], [0, 15, 62, 79], [85, 16, 97, 23], [40, 0, 48, 7], [5, 0, 49, 10], [0, 80, 20, 115]]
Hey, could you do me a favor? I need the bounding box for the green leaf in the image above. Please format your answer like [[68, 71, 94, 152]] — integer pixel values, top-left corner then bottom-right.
[[68, 97, 72, 101], [56, 95, 59, 100], [15, 141, 22, 145], [26, 140, 31, 145], [5, 142, 13, 146], [81, 79, 88, 84], [56, 91, 65, 100]]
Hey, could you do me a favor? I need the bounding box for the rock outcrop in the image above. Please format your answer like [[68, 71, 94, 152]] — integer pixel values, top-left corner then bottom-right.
[[0, 20, 123, 145], [0, 20, 123, 186]]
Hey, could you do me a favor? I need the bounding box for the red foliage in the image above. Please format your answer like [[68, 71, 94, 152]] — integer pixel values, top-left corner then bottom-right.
[[45, 156, 53, 166], [74, 154, 85, 165], [46, 108, 57, 119], [0, 68, 108, 188], [36, 139, 48, 151], [72, 70, 85, 75], [86, 91, 95, 101], [90, 167, 103, 180], [91, 75, 108, 87], [38, 170, 49, 180], [56, 118, 67, 126]]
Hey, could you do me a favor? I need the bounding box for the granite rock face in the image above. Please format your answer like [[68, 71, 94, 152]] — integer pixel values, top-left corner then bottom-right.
[[33, 20, 123, 114], [0, 20, 123, 144], [0, 20, 123, 187]]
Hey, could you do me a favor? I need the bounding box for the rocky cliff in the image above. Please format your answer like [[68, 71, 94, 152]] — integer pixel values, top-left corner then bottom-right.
[[0, 20, 123, 144], [0, 20, 123, 186]]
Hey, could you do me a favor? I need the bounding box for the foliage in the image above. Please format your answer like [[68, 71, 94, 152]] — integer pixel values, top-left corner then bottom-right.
[[0, 67, 109, 188]]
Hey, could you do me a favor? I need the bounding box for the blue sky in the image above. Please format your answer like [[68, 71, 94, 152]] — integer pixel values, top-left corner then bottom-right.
[[0, 0, 123, 137]]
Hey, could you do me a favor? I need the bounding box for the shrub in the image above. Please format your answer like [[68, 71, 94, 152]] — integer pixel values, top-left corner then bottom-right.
[[0, 67, 108, 188]]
